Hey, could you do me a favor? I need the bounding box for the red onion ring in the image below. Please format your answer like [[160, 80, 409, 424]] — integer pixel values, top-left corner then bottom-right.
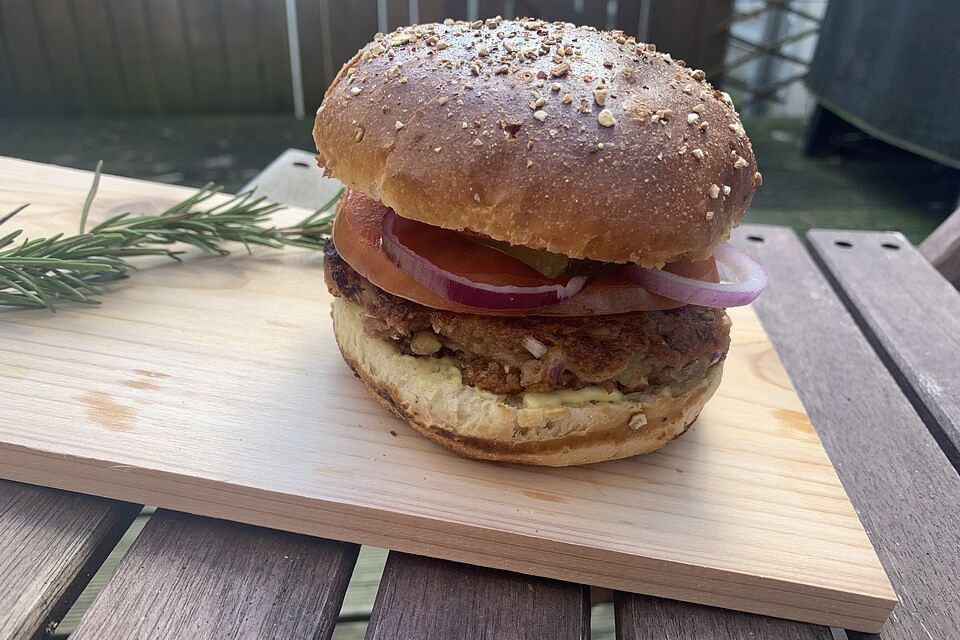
[[624, 243, 767, 308], [381, 211, 589, 310]]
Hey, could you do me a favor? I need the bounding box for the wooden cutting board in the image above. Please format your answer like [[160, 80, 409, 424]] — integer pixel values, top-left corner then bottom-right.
[[0, 157, 895, 632]]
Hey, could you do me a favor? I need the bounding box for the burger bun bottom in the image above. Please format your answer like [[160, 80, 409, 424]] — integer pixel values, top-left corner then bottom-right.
[[332, 298, 722, 467]]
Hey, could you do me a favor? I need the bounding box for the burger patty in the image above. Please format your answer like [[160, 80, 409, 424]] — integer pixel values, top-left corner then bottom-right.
[[324, 240, 730, 396]]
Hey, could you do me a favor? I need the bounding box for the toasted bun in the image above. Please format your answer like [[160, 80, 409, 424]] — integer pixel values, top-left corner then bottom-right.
[[314, 18, 760, 267], [332, 298, 721, 466]]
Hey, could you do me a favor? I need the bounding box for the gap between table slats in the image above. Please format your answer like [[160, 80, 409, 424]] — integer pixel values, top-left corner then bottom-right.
[[722, 224, 959, 640], [365, 552, 590, 640], [0, 480, 140, 640], [69, 510, 358, 640], [806, 229, 960, 468]]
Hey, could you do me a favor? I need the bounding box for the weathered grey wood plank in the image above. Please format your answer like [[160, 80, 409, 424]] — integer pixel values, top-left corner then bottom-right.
[[733, 225, 960, 640], [241, 148, 344, 210], [807, 229, 960, 468], [0, 480, 140, 640], [55, 510, 154, 637], [366, 552, 590, 640], [615, 593, 831, 640], [70, 511, 359, 640], [920, 206, 960, 287]]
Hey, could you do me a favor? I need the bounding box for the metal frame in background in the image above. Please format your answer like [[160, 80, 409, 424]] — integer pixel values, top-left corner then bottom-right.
[[710, 0, 823, 115]]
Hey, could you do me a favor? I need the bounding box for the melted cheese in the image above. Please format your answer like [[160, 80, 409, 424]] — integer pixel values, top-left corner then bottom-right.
[[521, 386, 623, 409]]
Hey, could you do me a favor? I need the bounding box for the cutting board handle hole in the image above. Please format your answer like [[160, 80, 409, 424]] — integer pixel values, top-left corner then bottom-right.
[[293, 161, 310, 168], [834, 240, 853, 248], [746, 235, 765, 243], [881, 242, 900, 251]]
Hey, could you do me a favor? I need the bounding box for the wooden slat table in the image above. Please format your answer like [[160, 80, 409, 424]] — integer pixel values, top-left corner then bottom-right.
[[807, 229, 960, 466], [366, 554, 590, 639], [70, 511, 358, 639], [1, 150, 958, 640], [0, 483, 139, 639]]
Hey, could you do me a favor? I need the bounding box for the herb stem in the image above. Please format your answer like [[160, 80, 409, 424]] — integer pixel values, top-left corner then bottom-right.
[[0, 164, 342, 312]]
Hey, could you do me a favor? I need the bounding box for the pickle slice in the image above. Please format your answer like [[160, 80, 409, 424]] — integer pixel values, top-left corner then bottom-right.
[[470, 238, 571, 278]]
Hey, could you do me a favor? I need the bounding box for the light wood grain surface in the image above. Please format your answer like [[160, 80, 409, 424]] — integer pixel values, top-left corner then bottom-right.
[[0, 157, 894, 632], [920, 206, 960, 286]]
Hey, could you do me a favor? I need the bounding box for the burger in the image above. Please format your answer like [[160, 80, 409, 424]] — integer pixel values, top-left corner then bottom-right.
[[314, 17, 765, 466]]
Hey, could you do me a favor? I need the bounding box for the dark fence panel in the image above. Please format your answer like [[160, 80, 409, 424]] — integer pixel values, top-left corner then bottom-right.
[[514, 0, 609, 27], [109, 1, 163, 113], [1, 0, 294, 115], [646, 0, 731, 76], [0, 0, 729, 116], [319, 0, 378, 89], [142, 0, 199, 112], [2, 1, 57, 113]]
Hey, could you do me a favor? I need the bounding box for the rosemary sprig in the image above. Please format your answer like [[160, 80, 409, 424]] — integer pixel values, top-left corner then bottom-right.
[[0, 164, 343, 311]]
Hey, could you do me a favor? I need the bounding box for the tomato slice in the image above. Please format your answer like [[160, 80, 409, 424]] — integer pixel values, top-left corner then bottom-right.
[[331, 190, 718, 316]]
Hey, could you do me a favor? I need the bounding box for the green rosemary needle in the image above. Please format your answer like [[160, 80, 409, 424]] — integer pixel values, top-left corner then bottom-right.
[[0, 163, 343, 311]]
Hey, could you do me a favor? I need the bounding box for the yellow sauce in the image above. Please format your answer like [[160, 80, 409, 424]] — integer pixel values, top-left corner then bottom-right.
[[403, 353, 462, 383], [522, 386, 623, 409]]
